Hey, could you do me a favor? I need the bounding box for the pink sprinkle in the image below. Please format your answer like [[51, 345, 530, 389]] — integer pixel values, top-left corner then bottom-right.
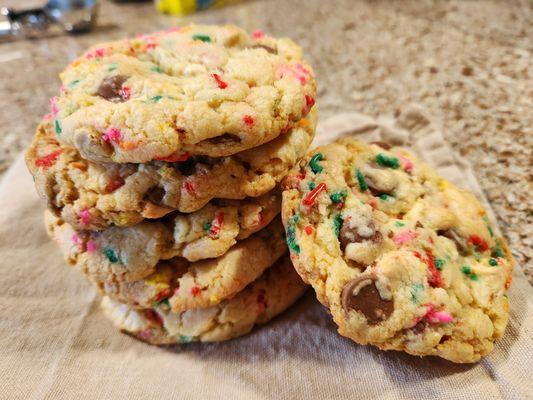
[[71, 233, 82, 246], [423, 304, 453, 324], [119, 86, 131, 101], [276, 64, 310, 85], [85, 48, 106, 59], [79, 209, 92, 225], [102, 127, 122, 143], [86, 240, 98, 252], [139, 329, 153, 339], [393, 230, 418, 245], [252, 29, 265, 39], [49, 97, 59, 116], [399, 155, 413, 173]]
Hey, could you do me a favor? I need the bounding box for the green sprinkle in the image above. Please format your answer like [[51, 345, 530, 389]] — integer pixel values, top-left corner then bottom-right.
[[410, 283, 424, 303], [492, 240, 504, 258], [309, 181, 316, 191], [157, 298, 171, 308], [54, 119, 62, 135], [107, 63, 118, 71], [179, 335, 195, 343], [461, 266, 471, 275], [489, 258, 498, 266], [376, 153, 400, 169], [203, 222, 212, 231], [192, 34, 211, 42], [151, 66, 163, 73], [395, 221, 405, 227], [333, 214, 343, 236], [470, 273, 479, 281], [150, 95, 164, 102], [356, 169, 368, 191], [435, 259, 444, 270], [474, 252, 481, 262], [330, 190, 347, 204], [290, 213, 300, 224], [286, 225, 300, 253], [503, 294, 508, 299], [103, 247, 119, 263], [68, 79, 80, 88], [482, 216, 494, 237], [379, 193, 394, 201], [309, 153, 324, 174]]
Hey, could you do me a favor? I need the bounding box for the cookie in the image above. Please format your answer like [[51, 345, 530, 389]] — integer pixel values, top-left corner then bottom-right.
[[44, 190, 279, 265], [51, 24, 316, 163], [281, 138, 513, 363], [100, 255, 307, 343], [27, 110, 315, 230], [47, 213, 288, 312]]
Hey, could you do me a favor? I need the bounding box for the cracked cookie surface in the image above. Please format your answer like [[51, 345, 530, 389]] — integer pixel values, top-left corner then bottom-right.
[[51, 24, 316, 163], [100, 255, 307, 343], [281, 138, 513, 363], [27, 111, 315, 230], [47, 213, 287, 312]]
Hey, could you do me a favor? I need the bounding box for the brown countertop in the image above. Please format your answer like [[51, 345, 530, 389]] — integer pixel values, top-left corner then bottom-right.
[[0, 0, 531, 281]]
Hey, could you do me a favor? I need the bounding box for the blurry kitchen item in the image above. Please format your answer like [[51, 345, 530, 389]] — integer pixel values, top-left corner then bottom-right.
[[0, 0, 97, 39], [155, 0, 242, 16]]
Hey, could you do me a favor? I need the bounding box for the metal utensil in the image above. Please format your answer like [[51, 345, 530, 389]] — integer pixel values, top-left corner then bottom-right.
[[1, 0, 97, 39]]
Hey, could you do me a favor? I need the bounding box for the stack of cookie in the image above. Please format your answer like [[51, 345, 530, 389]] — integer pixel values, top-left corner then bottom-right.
[[26, 25, 316, 343]]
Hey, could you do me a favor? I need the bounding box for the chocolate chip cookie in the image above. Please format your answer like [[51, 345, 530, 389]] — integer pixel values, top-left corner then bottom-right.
[[47, 211, 288, 311], [51, 25, 316, 163], [100, 255, 307, 343], [28, 110, 315, 230], [281, 138, 513, 363]]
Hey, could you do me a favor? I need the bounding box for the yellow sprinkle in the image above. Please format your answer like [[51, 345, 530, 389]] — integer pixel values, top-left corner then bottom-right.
[[438, 180, 449, 190], [210, 295, 219, 303]]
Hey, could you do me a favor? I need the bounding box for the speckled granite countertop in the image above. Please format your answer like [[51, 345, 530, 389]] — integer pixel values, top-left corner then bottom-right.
[[0, 0, 531, 281]]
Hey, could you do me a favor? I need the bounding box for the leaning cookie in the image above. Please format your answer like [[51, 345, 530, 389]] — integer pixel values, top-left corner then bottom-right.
[[27, 111, 315, 231], [51, 24, 316, 163], [101, 255, 307, 343], [281, 138, 513, 363], [47, 213, 287, 312]]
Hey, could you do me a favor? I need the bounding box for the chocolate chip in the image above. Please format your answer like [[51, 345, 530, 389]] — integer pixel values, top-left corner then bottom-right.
[[341, 275, 393, 325], [208, 133, 242, 145], [145, 186, 166, 205], [438, 229, 467, 255], [96, 75, 129, 102], [370, 141, 392, 150], [411, 320, 427, 334], [249, 44, 277, 54], [339, 221, 382, 251]]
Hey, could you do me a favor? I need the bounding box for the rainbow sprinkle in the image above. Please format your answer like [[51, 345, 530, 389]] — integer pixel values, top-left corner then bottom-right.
[[103, 247, 119, 263], [376, 153, 400, 169], [192, 34, 211, 43], [356, 169, 368, 191], [309, 153, 324, 174]]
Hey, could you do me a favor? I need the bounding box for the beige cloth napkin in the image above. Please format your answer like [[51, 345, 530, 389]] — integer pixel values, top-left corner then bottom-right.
[[1, 108, 531, 400]]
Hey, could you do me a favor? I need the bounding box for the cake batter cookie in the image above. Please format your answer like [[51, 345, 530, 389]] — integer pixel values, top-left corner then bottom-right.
[[281, 138, 513, 363], [27, 110, 315, 230], [100, 255, 307, 343], [47, 214, 288, 311], [51, 24, 316, 163]]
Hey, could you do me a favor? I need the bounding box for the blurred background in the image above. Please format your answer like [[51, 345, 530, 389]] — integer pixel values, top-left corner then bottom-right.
[[0, 0, 531, 279]]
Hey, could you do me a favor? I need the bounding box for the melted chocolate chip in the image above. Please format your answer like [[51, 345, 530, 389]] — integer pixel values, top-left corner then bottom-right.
[[145, 186, 166, 205], [370, 141, 392, 150], [341, 275, 393, 325], [208, 133, 242, 145], [249, 44, 277, 54], [411, 320, 427, 334], [339, 221, 382, 251], [438, 229, 468, 255], [96, 75, 129, 102]]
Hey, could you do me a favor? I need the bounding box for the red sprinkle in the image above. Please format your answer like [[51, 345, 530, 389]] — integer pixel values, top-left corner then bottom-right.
[[302, 182, 327, 206], [212, 73, 228, 89], [144, 309, 163, 326], [190, 286, 201, 297], [35, 149, 63, 169], [119, 86, 131, 101], [252, 29, 265, 39], [304, 225, 313, 235], [154, 288, 172, 302], [414, 250, 444, 288], [156, 152, 191, 162], [469, 235, 489, 252], [305, 94, 315, 107], [182, 181, 196, 194], [243, 115, 254, 126], [209, 211, 225, 237]]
